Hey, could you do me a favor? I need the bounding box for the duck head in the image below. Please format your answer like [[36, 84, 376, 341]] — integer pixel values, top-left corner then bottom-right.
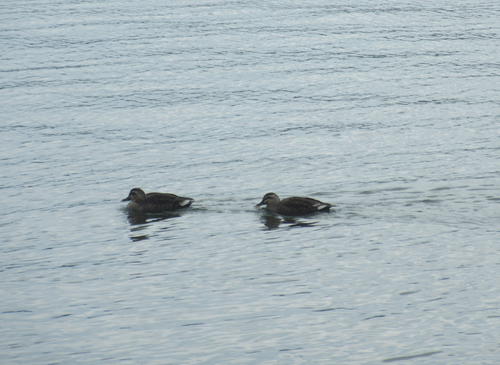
[[255, 192, 280, 207], [121, 188, 147, 202]]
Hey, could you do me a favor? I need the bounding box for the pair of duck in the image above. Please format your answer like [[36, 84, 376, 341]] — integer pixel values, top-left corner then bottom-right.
[[122, 188, 333, 216]]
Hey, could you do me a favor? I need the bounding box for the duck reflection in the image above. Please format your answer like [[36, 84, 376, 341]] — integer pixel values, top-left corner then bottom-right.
[[126, 211, 180, 226], [260, 213, 317, 229], [124, 211, 180, 241]]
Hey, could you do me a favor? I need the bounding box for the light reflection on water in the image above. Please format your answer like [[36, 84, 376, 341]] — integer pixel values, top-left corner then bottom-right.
[[1, 0, 500, 364], [259, 213, 323, 230]]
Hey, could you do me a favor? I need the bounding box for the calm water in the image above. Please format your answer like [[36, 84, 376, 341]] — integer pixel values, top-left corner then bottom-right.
[[1, 0, 500, 364]]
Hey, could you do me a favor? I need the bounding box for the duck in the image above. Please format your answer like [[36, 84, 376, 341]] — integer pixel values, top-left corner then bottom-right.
[[121, 188, 194, 213], [255, 192, 333, 216]]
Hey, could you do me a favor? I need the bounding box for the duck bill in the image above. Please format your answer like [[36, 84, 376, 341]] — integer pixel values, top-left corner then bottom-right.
[[255, 202, 265, 207], [121, 197, 131, 202]]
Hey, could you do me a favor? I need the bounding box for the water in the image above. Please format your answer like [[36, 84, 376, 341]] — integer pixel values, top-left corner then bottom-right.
[[1, 0, 500, 364]]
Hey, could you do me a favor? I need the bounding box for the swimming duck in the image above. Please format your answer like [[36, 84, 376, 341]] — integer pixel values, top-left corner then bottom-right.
[[121, 188, 194, 213], [255, 192, 332, 216]]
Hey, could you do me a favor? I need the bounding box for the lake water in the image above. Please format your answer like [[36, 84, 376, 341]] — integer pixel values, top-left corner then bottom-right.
[[1, 0, 500, 364]]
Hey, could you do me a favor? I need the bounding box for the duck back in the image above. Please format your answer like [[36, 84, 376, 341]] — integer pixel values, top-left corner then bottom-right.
[[276, 197, 332, 215]]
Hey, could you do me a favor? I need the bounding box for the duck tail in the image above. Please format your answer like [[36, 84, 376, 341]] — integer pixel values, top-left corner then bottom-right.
[[179, 198, 194, 207]]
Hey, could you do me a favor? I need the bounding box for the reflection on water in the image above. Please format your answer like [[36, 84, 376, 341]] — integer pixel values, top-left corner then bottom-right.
[[125, 211, 181, 226], [130, 233, 149, 242], [125, 211, 181, 241], [260, 213, 318, 229]]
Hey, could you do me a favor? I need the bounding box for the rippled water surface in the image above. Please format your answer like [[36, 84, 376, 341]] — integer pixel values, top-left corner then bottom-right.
[[2, 0, 500, 364]]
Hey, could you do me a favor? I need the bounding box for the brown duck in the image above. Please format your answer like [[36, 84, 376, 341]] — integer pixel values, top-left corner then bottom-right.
[[255, 192, 333, 216], [121, 188, 194, 213]]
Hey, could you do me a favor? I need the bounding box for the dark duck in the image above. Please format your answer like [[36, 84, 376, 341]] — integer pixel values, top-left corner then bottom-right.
[[122, 188, 194, 213], [255, 192, 332, 216]]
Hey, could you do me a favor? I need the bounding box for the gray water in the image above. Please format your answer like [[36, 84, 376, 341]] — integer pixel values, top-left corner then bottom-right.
[[1, 0, 500, 364]]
